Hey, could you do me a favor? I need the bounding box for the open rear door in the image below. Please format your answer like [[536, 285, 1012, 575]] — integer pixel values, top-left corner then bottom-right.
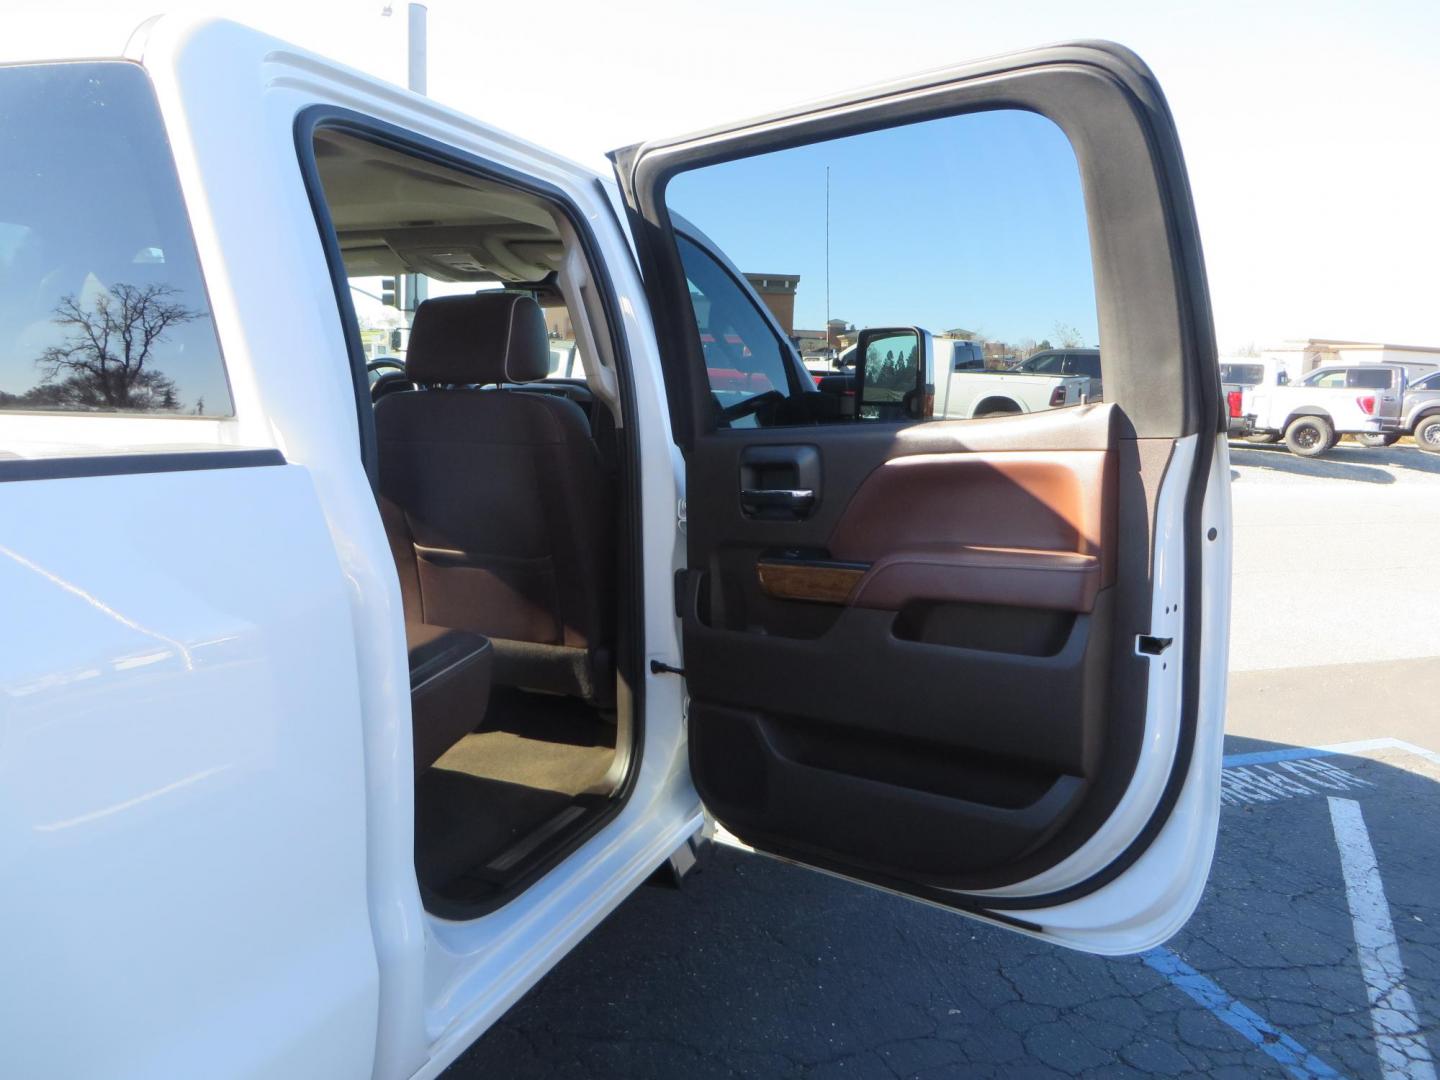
[[612, 42, 1230, 954]]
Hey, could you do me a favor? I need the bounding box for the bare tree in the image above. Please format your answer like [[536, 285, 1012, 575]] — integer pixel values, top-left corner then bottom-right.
[[1051, 322, 1085, 349], [34, 283, 198, 411]]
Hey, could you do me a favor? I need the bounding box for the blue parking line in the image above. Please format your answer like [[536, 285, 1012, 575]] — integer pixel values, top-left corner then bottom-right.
[[1143, 948, 1345, 1079]]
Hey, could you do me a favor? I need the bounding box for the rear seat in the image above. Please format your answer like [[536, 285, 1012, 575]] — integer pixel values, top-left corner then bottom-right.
[[373, 293, 615, 705]]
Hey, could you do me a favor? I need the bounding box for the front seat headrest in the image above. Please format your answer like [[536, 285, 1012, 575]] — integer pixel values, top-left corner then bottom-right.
[[404, 293, 551, 385]]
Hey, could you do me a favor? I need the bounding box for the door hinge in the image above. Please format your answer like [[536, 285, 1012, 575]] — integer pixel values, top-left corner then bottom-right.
[[676, 496, 687, 534], [645, 833, 703, 889], [1135, 634, 1174, 657]]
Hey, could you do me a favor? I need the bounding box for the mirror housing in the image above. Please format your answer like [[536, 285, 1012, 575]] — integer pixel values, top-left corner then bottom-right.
[[855, 326, 934, 421]]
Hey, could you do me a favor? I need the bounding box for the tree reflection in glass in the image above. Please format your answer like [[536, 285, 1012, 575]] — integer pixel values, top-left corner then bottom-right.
[[18, 283, 198, 412]]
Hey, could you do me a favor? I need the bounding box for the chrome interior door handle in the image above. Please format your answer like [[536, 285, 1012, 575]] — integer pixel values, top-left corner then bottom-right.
[[739, 488, 816, 518]]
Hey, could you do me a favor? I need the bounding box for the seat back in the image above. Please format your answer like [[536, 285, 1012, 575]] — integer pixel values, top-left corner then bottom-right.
[[377, 293, 614, 700]]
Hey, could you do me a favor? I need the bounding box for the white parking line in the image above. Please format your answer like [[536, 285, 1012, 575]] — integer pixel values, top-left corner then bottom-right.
[[1221, 739, 1440, 807], [1328, 797, 1436, 1080], [1220, 759, 1373, 805]]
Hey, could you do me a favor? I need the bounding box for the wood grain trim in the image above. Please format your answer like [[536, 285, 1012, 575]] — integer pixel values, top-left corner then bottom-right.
[[757, 560, 867, 605], [848, 546, 1101, 613]]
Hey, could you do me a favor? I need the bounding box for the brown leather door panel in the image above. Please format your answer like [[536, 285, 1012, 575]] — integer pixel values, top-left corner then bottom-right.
[[680, 402, 1161, 890], [831, 451, 1112, 559], [829, 449, 1116, 614]]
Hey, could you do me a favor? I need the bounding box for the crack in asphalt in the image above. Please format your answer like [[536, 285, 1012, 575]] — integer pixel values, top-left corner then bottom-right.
[[446, 750, 1439, 1079]]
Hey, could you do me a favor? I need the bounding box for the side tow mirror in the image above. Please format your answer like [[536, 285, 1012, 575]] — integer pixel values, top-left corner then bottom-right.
[[854, 326, 934, 421]]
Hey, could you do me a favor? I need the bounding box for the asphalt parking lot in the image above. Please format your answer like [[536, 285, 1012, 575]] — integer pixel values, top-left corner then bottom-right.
[[447, 439, 1440, 1079]]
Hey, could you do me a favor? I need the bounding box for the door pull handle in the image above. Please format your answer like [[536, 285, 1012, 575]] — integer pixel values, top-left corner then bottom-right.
[[739, 488, 816, 517]]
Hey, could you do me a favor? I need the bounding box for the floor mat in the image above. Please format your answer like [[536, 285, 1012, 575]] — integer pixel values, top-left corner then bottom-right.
[[415, 689, 617, 903], [432, 730, 614, 798]]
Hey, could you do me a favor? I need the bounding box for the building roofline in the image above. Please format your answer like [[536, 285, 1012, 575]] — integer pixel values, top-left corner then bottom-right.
[[1270, 338, 1440, 353]]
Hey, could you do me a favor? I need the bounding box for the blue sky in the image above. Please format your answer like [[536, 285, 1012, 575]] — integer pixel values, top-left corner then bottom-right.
[[666, 109, 1099, 346], [14, 1, 1438, 352]]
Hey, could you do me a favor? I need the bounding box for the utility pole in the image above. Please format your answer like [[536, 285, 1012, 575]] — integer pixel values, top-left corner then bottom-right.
[[402, 4, 427, 316]]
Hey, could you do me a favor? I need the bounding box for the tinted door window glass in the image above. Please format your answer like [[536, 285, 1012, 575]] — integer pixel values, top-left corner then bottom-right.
[[1017, 352, 1066, 374], [0, 63, 232, 416], [952, 342, 984, 370], [1219, 363, 1265, 385], [676, 233, 795, 427], [1347, 368, 1394, 389]]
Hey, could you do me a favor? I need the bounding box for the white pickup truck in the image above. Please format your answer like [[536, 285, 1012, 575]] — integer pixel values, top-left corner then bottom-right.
[[1239, 362, 1409, 457], [943, 360, 1095, 416], [0, 18, 1231, 1080], [835, 340, 1096, 417]]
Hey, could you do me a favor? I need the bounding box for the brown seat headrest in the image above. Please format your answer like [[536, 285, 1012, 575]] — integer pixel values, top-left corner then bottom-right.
[[404, 293, 551, 385]]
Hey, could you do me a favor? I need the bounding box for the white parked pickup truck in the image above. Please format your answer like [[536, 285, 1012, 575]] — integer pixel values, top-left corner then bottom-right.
[[0, 18, 1231, 1080], [836, 340, 1096, 417], [1239, 362, 1410, 457], [943, 360, 1094, 416]]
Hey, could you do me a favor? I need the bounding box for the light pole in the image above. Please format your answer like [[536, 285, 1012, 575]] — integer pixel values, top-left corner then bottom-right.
[[401, 4, 427, 315], [407, 3, 427, 96]]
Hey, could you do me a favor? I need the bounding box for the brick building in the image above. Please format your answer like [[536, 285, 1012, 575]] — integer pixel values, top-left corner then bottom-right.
[[743, 273, 800, 334]]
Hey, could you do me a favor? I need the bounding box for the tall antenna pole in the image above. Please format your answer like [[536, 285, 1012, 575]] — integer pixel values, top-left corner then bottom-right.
[[825, 165, 831, 347]]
